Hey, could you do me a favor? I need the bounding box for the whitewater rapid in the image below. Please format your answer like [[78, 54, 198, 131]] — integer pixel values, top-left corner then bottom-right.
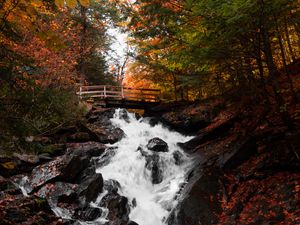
[[96, 109, 194, 225]]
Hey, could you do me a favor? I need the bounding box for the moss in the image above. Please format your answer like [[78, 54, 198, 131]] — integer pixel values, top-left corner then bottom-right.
[[34, 198, 48, 209]]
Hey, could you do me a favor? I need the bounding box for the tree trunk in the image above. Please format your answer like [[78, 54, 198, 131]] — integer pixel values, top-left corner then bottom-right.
[[261, 22, 294, 129], [284, 18, 296, 62], [78, 5, 88, 83], [172, 74, 178, 101], [275, 20, 298, 102]]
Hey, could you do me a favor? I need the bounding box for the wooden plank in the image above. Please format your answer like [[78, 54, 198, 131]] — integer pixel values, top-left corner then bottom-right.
[[77, 85, 161, 105]]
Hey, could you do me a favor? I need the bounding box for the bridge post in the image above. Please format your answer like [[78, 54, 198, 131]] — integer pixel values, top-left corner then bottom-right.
[[79, 86, 82, 99], [104, 86, 107, 98], [121, 86, 124, 99]]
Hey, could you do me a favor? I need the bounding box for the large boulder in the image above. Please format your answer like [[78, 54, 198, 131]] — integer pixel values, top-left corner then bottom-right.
[[36, 182, 79, 206], [66, 142, 106, 158], [86, 108, 116, 125], [96, 179, 131, 225], [146, 138, 168, 152], [162, 112, 210, 135], [84, 124, 124, 144], [100, 194, 130, 225], [171, 167, 222, 225], [77, 173, 103, 204], [21, 155, 89, 194], [81, 108, 125, 144]]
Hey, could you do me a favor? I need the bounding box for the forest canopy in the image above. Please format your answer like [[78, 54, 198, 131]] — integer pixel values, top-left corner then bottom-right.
[[0, 0, 119, 153], [1, 0, 300, 152]]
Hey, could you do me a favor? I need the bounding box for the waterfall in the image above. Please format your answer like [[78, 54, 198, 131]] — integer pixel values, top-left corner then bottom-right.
[[95, 109, 194, 225]]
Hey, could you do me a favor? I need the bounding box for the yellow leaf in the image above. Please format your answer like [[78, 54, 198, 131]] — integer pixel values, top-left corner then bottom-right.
[[66, 0, 77, 8], [79, 0, 90, 7], [54, 0, 64, 8], [2, 162, 16, 170]]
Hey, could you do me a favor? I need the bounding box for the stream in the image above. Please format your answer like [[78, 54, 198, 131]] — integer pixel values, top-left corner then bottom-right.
[[16, 109, 194, 225], [93, 109, 194, 225]]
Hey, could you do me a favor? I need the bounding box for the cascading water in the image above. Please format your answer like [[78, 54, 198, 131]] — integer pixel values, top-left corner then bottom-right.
[[95, 109, 194, 225], [15, 109, 194, 225]]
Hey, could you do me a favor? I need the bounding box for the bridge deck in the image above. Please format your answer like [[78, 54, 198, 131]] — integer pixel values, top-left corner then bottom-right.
[[77, 85, 161, 109]]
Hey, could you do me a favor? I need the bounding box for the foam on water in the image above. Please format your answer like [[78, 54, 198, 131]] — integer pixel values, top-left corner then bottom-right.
[[96, 109, 194, 225]]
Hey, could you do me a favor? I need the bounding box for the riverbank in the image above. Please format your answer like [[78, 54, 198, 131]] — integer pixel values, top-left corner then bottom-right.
[[148, 95, 300, 225], [0, 95, 299, 224]]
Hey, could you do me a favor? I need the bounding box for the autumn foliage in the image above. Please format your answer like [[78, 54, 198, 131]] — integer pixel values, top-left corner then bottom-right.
[[0, 0, 115, 153]]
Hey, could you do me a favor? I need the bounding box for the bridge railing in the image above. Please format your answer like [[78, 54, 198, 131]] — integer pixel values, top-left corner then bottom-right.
[[77, 85, 161, 102]]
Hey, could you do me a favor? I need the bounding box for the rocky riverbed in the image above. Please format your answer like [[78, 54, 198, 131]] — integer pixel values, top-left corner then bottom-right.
[[1, 100, 300, 225]]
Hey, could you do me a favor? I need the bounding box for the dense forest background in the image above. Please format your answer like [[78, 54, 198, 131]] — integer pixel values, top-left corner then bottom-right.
[[1, 0, 300, 153]]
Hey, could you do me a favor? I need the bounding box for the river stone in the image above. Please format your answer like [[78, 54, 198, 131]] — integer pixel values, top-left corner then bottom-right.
[[24, 155, 89, 193], [104, 179, 121, 195], [36, 182, 78, 203], [145, 154, 163, 184], [77, 173, 103, 204], [66, 142, 106, 158], [74, 206, 102, 221], [173, 150, 184, 165], [86, 108, 116, 126], [13, 153, 39, 164], [84, 124, 124, 144], [100, 193, 130, 225], [146, 137, 168, 152]]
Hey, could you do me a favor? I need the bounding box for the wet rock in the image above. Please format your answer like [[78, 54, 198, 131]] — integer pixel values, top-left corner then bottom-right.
[[117, 109, 130, 122], [161, 112, 210, 134], [100, 194, 130, 225], [77, 163, 97, 182], [13, 153, 39, 164], [147, 137, 168, 152], [173, 151, 184, 165], [96, 148, 117, 168], [74, 206, 102, 221], [174, 168, 222, 225], [145, 154, 163, 184], [82, 108, 125, 144], [86, 108, 116, 126], [68, 132, 91, 142], [104, 179, 121, 195], [131, 198, 137, 208], [134, 113, 142, 120], [147, 117, 162, 127], [36, 182, 78, 205], [24, 155, 89, 193], [77, 173, 103, 204], [178, 114, 239, 153], [84, 124, 124, 144], [66, 142, 106, 158]]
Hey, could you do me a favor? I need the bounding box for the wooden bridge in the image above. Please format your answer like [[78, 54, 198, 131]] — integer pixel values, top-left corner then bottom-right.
[[77, 85, 161, 109]]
